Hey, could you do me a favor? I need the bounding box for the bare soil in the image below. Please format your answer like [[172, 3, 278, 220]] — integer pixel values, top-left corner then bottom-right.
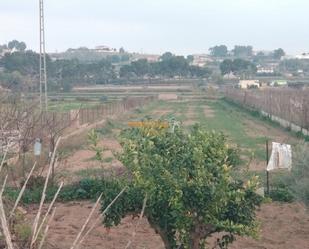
[[35, 97, 307, 249], [158, 94, 178, 100], [56, 138, 123, 183], [152, 109, 172, 116], [25, 202, 308, 249]]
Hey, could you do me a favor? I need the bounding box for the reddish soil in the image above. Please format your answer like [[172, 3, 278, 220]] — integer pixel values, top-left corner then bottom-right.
[[25, 202, 308, 249], [56, 138, 124, 183], [27, 201, 164, 249], [228, 202, 309, 249]]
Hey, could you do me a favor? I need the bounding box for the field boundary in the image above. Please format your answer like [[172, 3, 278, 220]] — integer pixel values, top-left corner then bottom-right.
[[225, 88, 309, 136]]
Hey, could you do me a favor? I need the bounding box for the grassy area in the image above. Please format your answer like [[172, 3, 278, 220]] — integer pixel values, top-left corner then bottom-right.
[[123, 98, 299, 164], [48, 100, 99, 112], [195, 100, 267, 160]]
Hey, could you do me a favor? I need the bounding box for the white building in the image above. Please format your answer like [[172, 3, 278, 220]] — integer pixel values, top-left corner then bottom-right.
[[192, 54, 213, 67], [238, 80, 260, 89], [94, 45, 117, 53], [256, 65, 275, 74], [295, 53, 309, 59]]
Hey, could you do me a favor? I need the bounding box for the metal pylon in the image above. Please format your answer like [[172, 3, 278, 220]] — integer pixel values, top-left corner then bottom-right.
[[39, 0, 48, 111]]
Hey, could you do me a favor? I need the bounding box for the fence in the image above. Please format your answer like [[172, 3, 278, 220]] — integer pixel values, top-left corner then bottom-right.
[[224, 88, 309, 135], [76, 96, 155, 126], [0, 96, 156, 153]]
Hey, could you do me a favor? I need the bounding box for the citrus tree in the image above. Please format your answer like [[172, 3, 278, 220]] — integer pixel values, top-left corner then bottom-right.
[[101, 125, 262, 249]]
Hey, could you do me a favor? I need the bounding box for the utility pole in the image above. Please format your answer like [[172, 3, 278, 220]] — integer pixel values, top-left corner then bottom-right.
[[39, 0, 48, 111]]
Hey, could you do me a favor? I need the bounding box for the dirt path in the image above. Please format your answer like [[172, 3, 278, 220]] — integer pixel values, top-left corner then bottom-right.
[[26, 202, 308, 249]]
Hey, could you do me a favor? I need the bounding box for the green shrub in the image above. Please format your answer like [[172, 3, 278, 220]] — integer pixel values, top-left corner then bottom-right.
[[269, 187, 294, 202], [4, 177, 123, 204], [271, 143, 309, 205], [99, 95, 108, 102]]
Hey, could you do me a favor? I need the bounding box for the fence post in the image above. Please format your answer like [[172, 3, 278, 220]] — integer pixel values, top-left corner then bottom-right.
[[266, 140, 270, 195]]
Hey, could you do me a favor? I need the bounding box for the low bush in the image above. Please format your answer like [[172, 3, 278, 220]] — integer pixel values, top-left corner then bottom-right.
[[4, 177, 123, 204], [270, 143, 309, 205], [269, 187, 294, 203]]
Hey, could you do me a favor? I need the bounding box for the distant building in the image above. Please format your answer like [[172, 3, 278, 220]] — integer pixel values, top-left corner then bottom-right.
[[94, 45, 117, 53], [192, 54, 213, 67], [223, 72, 238, 80], [132, 53, 160, 62], [295, 53, 309, 60], [238, 80, 260, 89], [270, 80, 288, 87], [0, 48, 11, 58], [256, 65, 275, 74]]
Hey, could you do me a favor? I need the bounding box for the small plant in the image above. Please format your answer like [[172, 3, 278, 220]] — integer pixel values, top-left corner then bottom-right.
[[88, 129, 103, 162], [99, 95, 109, 102], [271, 143, 309, 205]]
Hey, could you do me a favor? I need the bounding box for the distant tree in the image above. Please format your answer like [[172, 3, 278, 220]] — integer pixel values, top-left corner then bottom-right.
[[232, 45, 253, 57], [187, 55, 194, 64], [273, 48, 285, 60], [188, 66, 212, 78], [160, 52, 174, 61], [17, 42, 27, 51], [7, 40, 27, 51], [232, 58, 257, 78], [209, 45, 228, 57], [220, 59, 256, 78], [119, 47, 125, 54], [256, 51, 265, 57], [8, 40, 19, 50], [0, 71, 23, 88], [131, 59, 150, 77], [220, 59, 233, 75], [2, 51, 41, 75], [279, 59, 309, 73]]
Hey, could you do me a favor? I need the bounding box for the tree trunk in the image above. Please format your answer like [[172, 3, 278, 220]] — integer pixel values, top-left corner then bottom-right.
[[147, 218, 172, 249], [189, 223, 216, 249]]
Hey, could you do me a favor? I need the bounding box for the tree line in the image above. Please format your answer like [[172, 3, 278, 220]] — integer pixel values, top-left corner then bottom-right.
[[209, 45, 286, 60], [0, 42, 212, 91], [120, 52, 212, 79]]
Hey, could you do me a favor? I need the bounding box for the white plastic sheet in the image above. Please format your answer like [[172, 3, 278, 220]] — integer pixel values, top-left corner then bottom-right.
[[267, 142, 292, 171]]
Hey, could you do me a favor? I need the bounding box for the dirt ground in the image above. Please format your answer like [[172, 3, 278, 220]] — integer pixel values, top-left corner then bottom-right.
[[55, 138, 124, 183], [26, 201, 308, 249], [36, 97, 307, 249]]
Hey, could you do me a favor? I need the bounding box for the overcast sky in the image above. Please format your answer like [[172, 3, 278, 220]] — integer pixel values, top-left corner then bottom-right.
[[0, 0, 308, 55]]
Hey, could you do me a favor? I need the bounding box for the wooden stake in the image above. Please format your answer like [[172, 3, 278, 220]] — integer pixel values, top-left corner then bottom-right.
[[266, 140, 270, 195]]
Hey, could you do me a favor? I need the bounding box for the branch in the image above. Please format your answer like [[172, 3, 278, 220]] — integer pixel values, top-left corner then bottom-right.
[[38, 207, 57, 249], [32, 182, 63, 244], [76, 186, 127, 248], [31, 137, 61, 248], [0, 146, 8, 174], [125, 194, 148, 249], [10, 162, 37, 218], [0, 175, 14, 249], [70, 193, 103, 249]]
